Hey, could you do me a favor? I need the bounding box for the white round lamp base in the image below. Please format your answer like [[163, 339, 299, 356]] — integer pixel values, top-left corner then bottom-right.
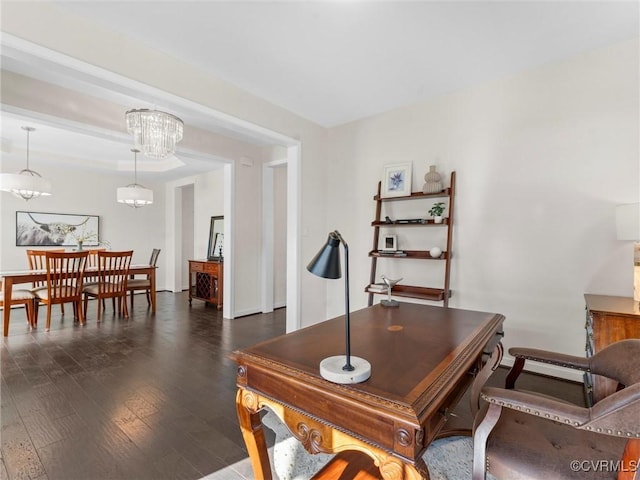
[[319, 356, 371, 384]]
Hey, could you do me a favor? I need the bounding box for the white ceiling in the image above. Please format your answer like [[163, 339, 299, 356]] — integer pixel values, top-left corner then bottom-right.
[[54, 1, 639, 127], [1, 1, 638, 180]]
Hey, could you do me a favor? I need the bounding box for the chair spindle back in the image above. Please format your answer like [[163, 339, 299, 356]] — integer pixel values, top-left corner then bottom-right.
[[27, 249, 65, 287], [98, 251, 133, 295], [45, 251, 89, 303]]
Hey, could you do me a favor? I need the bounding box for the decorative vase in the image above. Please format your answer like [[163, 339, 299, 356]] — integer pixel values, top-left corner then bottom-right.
[[77, 240, 83, 251], [429, 247, 442, 258], [422, 165, 443, 194]]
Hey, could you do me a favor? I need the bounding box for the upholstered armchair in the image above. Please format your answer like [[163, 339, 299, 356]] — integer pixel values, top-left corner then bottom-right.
[[473, 339, 640, 480]]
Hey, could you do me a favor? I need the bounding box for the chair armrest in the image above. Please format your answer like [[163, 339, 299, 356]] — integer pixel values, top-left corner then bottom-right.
[[481, 386, 590, 426], [509, 347, 590, 371], [586, 383, 640, 437]]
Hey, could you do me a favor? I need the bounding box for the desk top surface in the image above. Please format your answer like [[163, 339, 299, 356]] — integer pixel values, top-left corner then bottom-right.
[[233, 302, 504, 407]]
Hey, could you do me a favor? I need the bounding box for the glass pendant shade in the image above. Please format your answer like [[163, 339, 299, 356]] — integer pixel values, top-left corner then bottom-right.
[[125, 109, 184, 159], [0, 126, 52, 200], [117, 149, 153, 208]]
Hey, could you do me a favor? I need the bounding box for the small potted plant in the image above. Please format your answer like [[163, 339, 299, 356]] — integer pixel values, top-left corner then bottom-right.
[[428, 202, 445, 223]]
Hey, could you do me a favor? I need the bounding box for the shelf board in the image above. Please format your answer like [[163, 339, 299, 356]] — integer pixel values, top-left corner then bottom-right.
[[371, 218, 449, 227], [374, 188, 451, 202], [369, 250, 448, 260], [365, 284, 450, 302]]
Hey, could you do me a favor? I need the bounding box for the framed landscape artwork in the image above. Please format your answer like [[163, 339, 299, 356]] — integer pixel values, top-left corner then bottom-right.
[[381, 163, 412, 198], [16, 211, 100, 247]]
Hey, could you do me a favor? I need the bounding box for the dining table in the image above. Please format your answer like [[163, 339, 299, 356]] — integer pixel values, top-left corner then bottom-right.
[[1, 264, 157, 336]]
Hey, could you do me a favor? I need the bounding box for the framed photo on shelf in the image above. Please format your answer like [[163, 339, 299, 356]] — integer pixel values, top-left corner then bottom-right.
[[381, 163, 412, 198], [382, 234, 397, 251]]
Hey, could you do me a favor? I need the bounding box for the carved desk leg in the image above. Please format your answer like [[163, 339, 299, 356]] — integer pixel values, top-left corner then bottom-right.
[[470, 343, 504, 420], [236, 386, 431, 480], [236, 388, 272, 480]]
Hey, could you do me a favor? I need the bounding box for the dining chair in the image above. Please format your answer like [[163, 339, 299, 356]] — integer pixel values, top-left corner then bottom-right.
[[86, 248, 106, 269], [472, 339, 640, 480], [82, 250, 133, 321], [85, 248, 108, 309], [127, 248, 160, 309], [26, 249, 66, 314], [83, 248, 106, 285], [0, 283, 37, 333], [32, 251, 89, 332]]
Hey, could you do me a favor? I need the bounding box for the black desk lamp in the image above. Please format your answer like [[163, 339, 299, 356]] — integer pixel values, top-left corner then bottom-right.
[[307, 230, 371, 384]]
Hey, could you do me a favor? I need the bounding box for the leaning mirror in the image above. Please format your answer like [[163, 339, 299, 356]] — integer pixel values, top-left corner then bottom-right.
[[207, 216, 224, 260]]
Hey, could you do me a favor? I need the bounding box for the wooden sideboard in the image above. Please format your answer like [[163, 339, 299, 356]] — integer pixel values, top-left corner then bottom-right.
[[584, 294, 640, 405], [189, 260, 223, 309]]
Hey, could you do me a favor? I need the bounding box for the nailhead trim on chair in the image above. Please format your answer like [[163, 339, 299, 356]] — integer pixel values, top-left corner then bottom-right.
[[480, 393, 639, 438], [513, 354, 591, 372]]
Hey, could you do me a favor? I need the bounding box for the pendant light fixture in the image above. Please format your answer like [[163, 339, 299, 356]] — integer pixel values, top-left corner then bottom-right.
[[0, 126, 52, 201], [117, 148, 153, 208], [125, 109, 184, 159]]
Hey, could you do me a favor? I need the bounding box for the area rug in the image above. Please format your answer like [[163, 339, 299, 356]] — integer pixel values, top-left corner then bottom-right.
[[203, 410, 495, 480]]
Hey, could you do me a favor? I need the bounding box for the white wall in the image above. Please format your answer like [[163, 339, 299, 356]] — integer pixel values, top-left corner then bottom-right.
[[274, 165, 288, 307], [194, 170, 225, 259], [180, 184, 194, 290], [0, 158, 168, 286], [327, 39, 639, 379], [233, 159, 263, 316]]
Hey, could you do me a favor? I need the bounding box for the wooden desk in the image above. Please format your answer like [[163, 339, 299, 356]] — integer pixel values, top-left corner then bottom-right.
[[1, 264, 157, 336], [188, 260, 223, 309], [232, 302, 504, 479], [584, 294, 640, 405]]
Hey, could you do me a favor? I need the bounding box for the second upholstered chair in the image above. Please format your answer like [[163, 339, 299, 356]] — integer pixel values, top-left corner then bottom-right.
[[472, 339, 640, 480]]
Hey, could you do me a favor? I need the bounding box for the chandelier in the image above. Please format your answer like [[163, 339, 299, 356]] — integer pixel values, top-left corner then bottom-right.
[[117, 149, 153, 208], [0, 126, 52, 201], [125, 109, 184, 159]]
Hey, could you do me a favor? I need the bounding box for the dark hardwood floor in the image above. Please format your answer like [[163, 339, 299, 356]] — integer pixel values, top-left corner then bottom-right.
[[1, 292, 583, 480], [1, 292, 284, 480]]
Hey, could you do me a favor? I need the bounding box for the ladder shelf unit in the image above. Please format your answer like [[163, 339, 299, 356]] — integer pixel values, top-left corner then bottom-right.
[[366, 171, 456, 307]]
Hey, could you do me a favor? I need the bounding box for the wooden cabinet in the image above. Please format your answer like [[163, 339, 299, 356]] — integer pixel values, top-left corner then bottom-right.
[[584, 294, 640, 405], [366, 171, 455, 307], [189, 260, 223, 309]]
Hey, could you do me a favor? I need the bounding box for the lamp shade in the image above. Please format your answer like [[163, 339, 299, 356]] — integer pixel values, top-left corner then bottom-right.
[[0, 172, 52, 200], [117, 185, 153, 207], [616, 203, 640, 240], [307, 232, 341, 279], [1, 126, 52, 201]]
